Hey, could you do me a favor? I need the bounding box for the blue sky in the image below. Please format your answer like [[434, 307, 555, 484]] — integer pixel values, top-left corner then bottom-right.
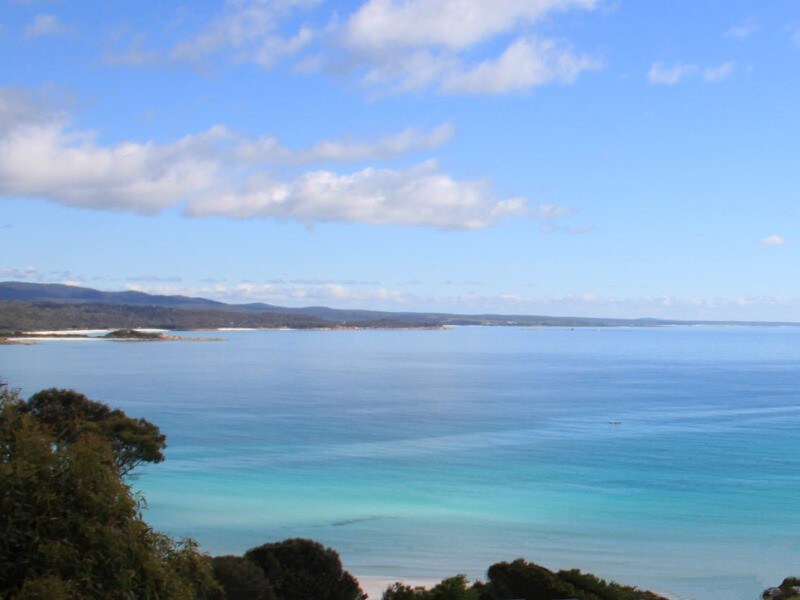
[[1, 0, 799, 320]]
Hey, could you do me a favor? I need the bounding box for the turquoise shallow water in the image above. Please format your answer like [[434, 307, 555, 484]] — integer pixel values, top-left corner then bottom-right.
[[2, 326, 800, 599]]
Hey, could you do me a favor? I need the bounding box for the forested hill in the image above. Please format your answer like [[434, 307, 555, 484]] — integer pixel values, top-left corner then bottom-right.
[[2, 281, 799, 330]]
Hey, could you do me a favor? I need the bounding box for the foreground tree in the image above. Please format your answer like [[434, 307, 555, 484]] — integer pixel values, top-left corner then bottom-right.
[[0, 384, 218, 599], [21, 387, 167, 476], [244, 538, 366, 600]]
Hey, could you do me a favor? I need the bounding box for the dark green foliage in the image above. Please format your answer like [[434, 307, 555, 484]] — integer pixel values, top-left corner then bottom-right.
[[245, 538, 366, 600], [479, 559, 579, 599], [104, 328, 164, 339], [211, 555, 276, 600], [781, 577, 800, 590], [384, 576, 478, 600], [557, 569, 667, 600], [476, 560, 668, 600], [0, 384, 219, 599], [428, 575, 480, 600], [760, 577, 800, 599], [384, 582, 426, 600], [23, 388, 166, 476], [395, 560, 670, 600]]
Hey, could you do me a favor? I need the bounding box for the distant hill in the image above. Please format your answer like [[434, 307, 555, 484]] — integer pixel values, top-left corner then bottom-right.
[[1, 281, 798, 330], [0, 281, 236, 310]]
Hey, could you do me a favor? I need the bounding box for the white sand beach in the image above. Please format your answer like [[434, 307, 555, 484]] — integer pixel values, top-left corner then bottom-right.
[[22, 329, 111, 336]]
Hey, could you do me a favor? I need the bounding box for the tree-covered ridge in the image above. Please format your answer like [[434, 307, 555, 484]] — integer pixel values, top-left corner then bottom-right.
[[7, 281, 798, 329]]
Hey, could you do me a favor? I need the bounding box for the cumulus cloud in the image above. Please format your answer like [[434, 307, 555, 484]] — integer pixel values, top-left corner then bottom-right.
[[0, 88, 551, 229], [344, 0, 596, 51], [24, 14, 69, 38], [110, 0, 601, 95], [0, 98, 225, 212], [187, 160, 527, 229], [439, 37, 601, 94], [760, 235, 787, 247], [341, 0, 601, 94], [648, 61, 735, 85]]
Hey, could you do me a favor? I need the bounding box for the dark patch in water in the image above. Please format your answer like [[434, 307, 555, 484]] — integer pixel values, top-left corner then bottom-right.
[[331, 516, 382, 527]]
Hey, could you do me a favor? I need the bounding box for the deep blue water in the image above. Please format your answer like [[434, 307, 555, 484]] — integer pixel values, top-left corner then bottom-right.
[[3, 326, 800, 599]]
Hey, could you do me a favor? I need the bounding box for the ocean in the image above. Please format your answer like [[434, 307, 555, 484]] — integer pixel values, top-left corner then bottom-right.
[[2, 326, 799, 599]]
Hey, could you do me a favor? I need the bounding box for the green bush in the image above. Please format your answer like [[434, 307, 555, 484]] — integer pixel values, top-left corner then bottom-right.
[[245, 538, 366, 600]]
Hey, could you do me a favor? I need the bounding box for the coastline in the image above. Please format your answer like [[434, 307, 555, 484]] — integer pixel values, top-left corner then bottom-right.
[[3, 325, 446, 343]]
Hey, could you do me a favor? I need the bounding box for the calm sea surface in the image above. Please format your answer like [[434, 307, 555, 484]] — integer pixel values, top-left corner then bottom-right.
[[2, 326, 800, 599]]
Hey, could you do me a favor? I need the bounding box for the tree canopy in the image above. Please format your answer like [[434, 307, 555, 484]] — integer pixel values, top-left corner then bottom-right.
[[0, 384, 218, 599], [21, 387, 166, 476], [382, 559, 669, 600], [245, 538, 366, 600]]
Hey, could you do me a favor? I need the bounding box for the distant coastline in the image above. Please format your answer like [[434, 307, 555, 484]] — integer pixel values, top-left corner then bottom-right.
[[2, 280, 800, 334]]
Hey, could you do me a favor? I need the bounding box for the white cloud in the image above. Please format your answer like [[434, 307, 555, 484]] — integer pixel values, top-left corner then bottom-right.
[[0, 88, 549, 229], [760, 235, 787, 247], [648, 61, 735, 85], [110, 0, 601, 96], [536, 203, 575, 220], [440, 37, 601, 94], [704, 61, 735, 82], [0, 102, 225, 212], [344, 0, 596, 51], [168, 0, 318, 67], [299, 122, 454, 161], [106, 0, 318, 68], [24, 14, 69, 38], [236, 122, 455, 163], [647, 62, 698, 85], [725, 19, 759, 40], [349, 36, 601, 96], [341, 0, 601, 95], [187, 160, 527, 229]]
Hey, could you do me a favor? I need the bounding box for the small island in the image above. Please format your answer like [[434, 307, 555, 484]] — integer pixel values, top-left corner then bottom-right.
[[102, 328, 222, 342]]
